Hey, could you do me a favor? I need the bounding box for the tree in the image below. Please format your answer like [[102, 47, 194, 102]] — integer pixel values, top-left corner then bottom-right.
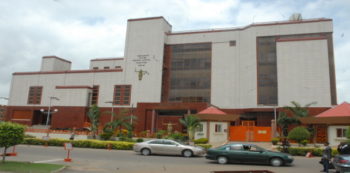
[[287, 126, 311, 146], [87, 105, 100, 139], [277, 112, 299, 137], [179, 115, 201, 142], [277, 101, 317, 137], [0, 122, 25, 163], [102, 108, 137, 140]]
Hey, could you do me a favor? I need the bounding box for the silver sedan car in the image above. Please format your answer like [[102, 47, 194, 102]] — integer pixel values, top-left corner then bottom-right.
[[133, 139, 206, 157]]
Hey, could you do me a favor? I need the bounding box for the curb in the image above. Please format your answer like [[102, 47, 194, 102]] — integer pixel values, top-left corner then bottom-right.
[[51, 165, 67, 173]]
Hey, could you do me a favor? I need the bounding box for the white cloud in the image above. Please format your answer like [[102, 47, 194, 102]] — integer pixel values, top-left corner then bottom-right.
[[0, 0, 349, 105]]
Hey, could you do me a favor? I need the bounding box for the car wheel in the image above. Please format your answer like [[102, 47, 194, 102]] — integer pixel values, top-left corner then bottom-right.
[[183, 150, 193, 157], [141, 148, 151, 156], [217, 156, 228, 164], [270, 157, 283, 167]]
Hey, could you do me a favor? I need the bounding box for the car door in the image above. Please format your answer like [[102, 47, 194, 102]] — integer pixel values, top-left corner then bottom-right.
[[161, 140, 182, 155], [148, 140, 165, 154], [225, 144, 246, 163], [242, 145, 270, 164]]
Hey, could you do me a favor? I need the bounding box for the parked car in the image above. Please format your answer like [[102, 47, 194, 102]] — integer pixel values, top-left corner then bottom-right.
[[205, 143, 293, 166], [333, 142, 350, 173], [133, 139, 206, 157]]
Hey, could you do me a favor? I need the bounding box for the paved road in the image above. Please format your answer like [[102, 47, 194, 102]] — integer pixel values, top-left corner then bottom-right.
[[6, 145, 332, 173]]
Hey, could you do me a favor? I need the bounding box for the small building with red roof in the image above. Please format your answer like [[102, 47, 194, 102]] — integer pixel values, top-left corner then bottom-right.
[[300, 102, 350, 146]]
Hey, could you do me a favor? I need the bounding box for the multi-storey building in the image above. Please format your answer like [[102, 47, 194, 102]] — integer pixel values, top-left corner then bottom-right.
[[6, 16, 336, 134]]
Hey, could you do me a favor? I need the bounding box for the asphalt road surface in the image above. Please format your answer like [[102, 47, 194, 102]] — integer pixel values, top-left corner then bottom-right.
[[5, 145, 332, 173]]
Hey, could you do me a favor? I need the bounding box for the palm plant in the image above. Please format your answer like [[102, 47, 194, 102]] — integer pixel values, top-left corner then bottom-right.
[[277, 101, 316, 137], [87, 105, 100, 139], [179, 115, 201, 142]]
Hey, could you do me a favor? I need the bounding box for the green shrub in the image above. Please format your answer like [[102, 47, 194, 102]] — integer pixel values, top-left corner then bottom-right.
[[22, 138, 134, 150], [196, 144, 212, 150], [24, 134, 36, 138], [300, 139, 308, 146], [278, 147, 338, 156], [156, 130, 167, 139], [287, 127, 310, 145], [136, 138, 144, 143], [194, 138, 208, 144], [100, 131, 114, 141], [167, 132, 187, 142], [271, 137, 279, 145]]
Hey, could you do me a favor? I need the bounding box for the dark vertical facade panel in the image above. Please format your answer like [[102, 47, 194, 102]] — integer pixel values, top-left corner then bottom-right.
[[326, 34, 337, 105]]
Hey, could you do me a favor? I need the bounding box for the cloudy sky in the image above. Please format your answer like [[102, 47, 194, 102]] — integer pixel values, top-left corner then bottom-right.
[[0, 0, 349, 105]]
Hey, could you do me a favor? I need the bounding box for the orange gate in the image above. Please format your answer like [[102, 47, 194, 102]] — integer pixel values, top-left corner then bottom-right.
[[229, 122, 272, 142]]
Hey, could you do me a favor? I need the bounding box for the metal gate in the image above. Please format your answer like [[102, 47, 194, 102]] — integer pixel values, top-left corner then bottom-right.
[[229, 121, 272, 142]]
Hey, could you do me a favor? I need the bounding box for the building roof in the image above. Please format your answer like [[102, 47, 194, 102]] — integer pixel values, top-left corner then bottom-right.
[[316, 102, 350, 117], [191, 106, 239, 122], [198, 106, 227, 115], [299, 102, 350, 125]]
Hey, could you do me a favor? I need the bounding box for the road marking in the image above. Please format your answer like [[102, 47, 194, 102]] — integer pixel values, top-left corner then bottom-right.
[[33, 159, 63, 163]]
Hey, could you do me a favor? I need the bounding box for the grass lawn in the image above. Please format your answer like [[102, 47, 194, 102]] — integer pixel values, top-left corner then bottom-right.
[[0, 161, 64, 173]]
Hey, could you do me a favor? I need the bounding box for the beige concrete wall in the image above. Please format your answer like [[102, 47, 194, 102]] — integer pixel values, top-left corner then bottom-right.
[[41, 58, 71, 71], [277, 39, 331, 107]]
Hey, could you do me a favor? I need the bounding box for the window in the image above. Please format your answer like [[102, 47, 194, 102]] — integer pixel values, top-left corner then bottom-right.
[[113, 85, 131, 105], [228, 144, 243, 150], [229, 40, 236, 46], [27, 86, 43, 104], [93, 67, 98, 70], [115, 66, 121, 69], [197, 123, 203, 132], [337, 128, 347, 138], [149, 140, 162, 144], [104, 66, 110, 69], [166, 43, 211, 103], [91, 85, 99, 105], [215, 124, 222, 133]]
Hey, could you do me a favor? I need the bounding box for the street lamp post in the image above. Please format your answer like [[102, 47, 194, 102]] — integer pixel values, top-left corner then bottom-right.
[[40, 96, 59, 133], [105, 101, 114, 122]]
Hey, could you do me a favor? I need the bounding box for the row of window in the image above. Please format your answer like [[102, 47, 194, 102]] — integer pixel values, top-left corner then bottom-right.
[[27, 85, 131, 105], [92, 66, 122, 70]]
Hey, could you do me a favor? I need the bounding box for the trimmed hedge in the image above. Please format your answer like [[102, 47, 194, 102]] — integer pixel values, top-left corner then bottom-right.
[[194, 138, 208, 144], [278, 147, 339, 156], [22, 138, 135, 150], [196, 144, 212, 150]]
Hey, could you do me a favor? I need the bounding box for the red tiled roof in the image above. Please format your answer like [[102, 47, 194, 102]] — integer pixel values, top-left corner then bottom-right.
[[198, 106, 227, 115], [316, 102, 350, 117]]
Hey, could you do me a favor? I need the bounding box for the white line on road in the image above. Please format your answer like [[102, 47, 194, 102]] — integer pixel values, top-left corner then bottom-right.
[[32, 158, 63, 163]]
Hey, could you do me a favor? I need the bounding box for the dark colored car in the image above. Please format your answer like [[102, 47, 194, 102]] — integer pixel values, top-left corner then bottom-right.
[[205, 143, 293, 166], [333, 143, 350, 173]]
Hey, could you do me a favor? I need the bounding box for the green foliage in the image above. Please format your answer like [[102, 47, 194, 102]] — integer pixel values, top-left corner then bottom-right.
[[194, 138, 208, 144], [87, 105, 100, 139], [24, 134, 36, 138], [0, 122, 25, 162], [100, 131, 114, 141], [136, 138, 144, 143], [0, 161, 64, 173], [284, 101, 316, 118], [300, 139, 308, 146], [156, 130, 167, 139], [287, 127, 311, 144], [278, 101, 316, 137], [167, 132, 187, 142], [271, 137, 280, 145], [180, 115, 201, 142], [196, 144, 212, 150], [22, 138, 135, 150], [281, 147, 338, 156], [346, 126, 350, 140]]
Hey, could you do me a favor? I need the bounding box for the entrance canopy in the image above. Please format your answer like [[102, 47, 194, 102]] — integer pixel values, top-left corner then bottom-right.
[[190, 106, 239, 122], [300, 102, 350, 125]]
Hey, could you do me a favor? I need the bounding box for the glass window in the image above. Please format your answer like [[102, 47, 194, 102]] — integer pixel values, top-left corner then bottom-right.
[[337, 128, 347, 138], [27, 86, 43, 104], [166, 43, 211, 103], [229, 144, 243, 150], [149, 140, 162, 144], [113, 85, 131, 105], [215, 124, 222, 133]]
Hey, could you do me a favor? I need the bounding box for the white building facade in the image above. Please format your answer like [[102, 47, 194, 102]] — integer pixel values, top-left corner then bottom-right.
[[6, 16, 336, 133]]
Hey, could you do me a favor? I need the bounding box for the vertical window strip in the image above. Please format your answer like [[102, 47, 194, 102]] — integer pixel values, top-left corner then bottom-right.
[[27, 86, 43, 104], [113, 85, 131, 105]]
